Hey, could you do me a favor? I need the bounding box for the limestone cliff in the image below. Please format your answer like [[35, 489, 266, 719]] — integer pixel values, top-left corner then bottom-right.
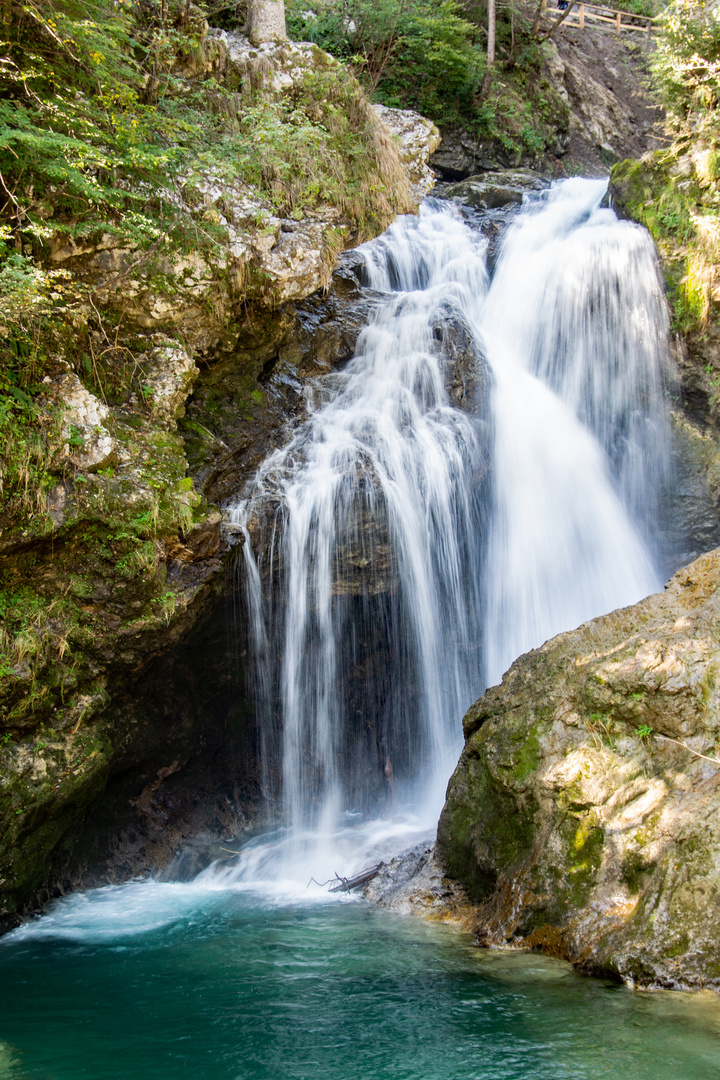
[[438, 549, 720, 990]]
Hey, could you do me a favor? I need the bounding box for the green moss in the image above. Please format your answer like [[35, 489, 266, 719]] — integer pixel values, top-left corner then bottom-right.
[[438, 738, 539, 903], [565, 817, 605, 905], [511, 726, 541, 782], [698, 663, 717, 706], [621, 850, 656, 895], [666, 931, 690, 958]]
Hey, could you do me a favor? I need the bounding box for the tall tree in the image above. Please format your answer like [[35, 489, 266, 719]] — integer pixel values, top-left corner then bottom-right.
[[247, 0, 287, 44], [481, 0, 496, 98]]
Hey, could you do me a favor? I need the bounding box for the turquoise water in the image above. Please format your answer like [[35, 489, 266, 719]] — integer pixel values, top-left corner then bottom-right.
[[1, 885, 720, 1080]]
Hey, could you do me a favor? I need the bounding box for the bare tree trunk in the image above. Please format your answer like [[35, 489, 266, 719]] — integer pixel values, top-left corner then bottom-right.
[[537, 0, 577, 41], [480, 0, 496, 99], [247, 0, 287, 44], [532, 0, 546, 37]]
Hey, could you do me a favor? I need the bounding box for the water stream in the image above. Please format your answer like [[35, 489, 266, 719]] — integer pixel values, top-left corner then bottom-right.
[[230, 177, 668, 868], [2, 179, 719, 1078]]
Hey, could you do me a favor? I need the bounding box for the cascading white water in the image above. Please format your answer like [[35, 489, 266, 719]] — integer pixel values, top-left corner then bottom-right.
[[481, 178, 668, 683], [227, 178, 672, 884], [233, 207, 491, 848]]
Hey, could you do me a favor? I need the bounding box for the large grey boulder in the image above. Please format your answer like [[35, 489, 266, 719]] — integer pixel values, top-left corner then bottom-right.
[[439, 547, 720, 990]]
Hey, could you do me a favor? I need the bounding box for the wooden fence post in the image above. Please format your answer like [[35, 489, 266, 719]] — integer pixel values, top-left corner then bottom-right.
[[615, 10, 621, 32], [579, 3, 585, 28]]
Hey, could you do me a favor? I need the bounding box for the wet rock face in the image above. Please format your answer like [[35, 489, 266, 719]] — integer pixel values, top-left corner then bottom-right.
[[187, 252, 494, 820], [438, 548, 720, 990], [222, 291, 493, 600], [431, 300, 493, 416], [441, 171, 549, 213], [181, 261, 384, 507]]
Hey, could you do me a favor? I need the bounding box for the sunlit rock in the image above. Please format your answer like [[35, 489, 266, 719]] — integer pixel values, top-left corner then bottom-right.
[[438, 547, 720, 990], [51, 372, 117, 473]]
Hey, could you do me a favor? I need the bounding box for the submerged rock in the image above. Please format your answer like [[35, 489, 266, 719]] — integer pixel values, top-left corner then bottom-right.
[[438, 548, 720, 990]]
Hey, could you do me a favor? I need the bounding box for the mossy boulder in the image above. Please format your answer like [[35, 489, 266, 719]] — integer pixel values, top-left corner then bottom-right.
[[438, 548, 720, 989]]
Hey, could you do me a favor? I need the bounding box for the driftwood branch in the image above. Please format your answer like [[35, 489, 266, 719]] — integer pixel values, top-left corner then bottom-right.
[[310, 863, 383, 893], [654, 733, 720, 766]]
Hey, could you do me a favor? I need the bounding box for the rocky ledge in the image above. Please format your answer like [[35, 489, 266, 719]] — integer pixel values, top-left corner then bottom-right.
[[438, 548, 720, 990], [47, 31, 439, 351]]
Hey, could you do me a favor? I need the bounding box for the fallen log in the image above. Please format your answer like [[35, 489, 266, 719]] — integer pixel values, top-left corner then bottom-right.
[[328, 863, 383, 893]]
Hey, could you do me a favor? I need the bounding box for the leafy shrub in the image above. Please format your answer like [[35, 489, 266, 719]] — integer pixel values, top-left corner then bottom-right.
[[286, 0, 570, 155], [652, 0, 720, 121], [286, 0, 483, 127]]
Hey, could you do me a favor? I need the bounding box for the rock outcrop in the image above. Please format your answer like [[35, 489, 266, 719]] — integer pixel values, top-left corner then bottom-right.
[[363, 842, 473, 923], [372, 105, 441, 205], [438, 548, 720, 989], [46, 31, 438, 353]]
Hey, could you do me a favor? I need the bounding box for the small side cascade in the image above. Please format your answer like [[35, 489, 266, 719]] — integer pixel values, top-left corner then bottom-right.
[[227, 180, 673, 883]]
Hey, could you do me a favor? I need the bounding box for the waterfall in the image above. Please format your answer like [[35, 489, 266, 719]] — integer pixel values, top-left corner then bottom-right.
[[232, 206, 491, 842], [481, 178, 668, 683], [228, 179, 671, 876]]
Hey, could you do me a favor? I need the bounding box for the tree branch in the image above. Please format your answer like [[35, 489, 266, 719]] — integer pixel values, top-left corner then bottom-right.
[[536, 0, 577, 42]]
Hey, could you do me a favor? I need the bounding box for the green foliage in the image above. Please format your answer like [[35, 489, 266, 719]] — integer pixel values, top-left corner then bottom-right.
[[0, 0, 186, 247], [285, 0, 568, 155], [0, 0, 414, 513], [286, 0, 482, 128], [2, 0, 409, 238], [612, 0, 658, 16], [0, 0, 409, 303], [0, 307, 63, 513], [611, 3, 720, 341], [652, 0, 720, 119]]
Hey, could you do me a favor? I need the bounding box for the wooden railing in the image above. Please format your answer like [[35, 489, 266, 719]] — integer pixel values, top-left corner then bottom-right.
[[541, 0, 654, 35]]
